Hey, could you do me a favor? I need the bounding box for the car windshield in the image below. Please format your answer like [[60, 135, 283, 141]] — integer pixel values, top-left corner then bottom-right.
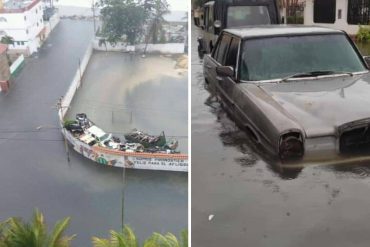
[[240, 34, 366, 81], [227, 6, 271, 27]]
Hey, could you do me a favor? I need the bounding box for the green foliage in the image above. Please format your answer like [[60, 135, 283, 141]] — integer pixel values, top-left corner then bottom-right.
[[92, 225, 138, 247], [357, 25, 370, 42], [99, 0, 146, 45], [93, 226, 188, 247], [0, 209, 75, 247], [63, 120, 78, 128], [148, 0, 169, 44], [0, 36, 14, 45], [286, 16, 303, 24]]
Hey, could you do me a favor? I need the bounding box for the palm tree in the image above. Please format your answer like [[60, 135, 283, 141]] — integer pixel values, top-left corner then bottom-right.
[[143, 230, 188, 247], [0, 209, 75, 247], [92, 226, 188, 247], [92, 225, 138, 247]]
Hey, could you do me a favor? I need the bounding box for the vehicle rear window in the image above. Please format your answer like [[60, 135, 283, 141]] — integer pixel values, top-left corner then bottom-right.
[[240, 34, 366, 81], [227, 6, 271, 27]]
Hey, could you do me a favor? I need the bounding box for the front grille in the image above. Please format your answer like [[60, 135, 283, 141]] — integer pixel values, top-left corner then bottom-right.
[[340, 126, 370, 153]]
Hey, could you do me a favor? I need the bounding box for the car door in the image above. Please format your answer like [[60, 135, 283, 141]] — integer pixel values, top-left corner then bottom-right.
[[220, 36, 240, 107], [204, 32, 230, 95]]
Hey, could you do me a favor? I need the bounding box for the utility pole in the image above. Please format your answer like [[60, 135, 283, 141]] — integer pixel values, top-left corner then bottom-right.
[[121, 166, 127, 229], [92, 0, 96, 35]]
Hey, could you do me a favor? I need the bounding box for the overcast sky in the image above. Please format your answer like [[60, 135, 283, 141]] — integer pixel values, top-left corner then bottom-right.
[[56, 0, 188, 11]]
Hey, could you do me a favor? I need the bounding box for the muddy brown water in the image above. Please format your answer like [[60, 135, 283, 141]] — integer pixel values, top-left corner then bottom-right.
[[192, 25, 370, 247]]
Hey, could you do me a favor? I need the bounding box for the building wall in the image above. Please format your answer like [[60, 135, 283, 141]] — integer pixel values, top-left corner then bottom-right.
[[0, 52, 10, 81], [304, 0, 359, 35], [0, 0, 44, 54]]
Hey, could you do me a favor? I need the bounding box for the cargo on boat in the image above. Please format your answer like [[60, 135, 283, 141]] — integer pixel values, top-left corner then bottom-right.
[[61, 113, 188, 172]]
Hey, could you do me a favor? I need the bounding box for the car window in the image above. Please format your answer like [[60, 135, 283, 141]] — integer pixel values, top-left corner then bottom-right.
[[240, 34, 367, 81], [225, 37, 240, 68], [214, 34, 231, 65], [227, 6, 271, 27]]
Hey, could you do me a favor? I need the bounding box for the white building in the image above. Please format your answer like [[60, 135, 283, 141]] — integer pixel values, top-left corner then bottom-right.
[[0, 0, 45, 55], [304, 0, 366, 36]]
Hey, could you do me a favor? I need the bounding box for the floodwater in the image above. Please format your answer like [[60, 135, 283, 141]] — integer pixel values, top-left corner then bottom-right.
[[66, 52, 188, 152], [0, 20, 187, 246], [192, 24, 370, 246]]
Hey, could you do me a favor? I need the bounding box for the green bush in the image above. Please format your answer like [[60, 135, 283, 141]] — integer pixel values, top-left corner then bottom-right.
[[286, 16, 304, 24], [63, 119, 78, 128], [356, 25, 370, 42]]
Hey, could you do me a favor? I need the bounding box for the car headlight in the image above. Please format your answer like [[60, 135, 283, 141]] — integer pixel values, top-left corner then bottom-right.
[[279, 132, 304, 160]]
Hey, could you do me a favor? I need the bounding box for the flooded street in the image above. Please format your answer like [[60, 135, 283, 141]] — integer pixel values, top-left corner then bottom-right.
[[192, 24, 370, 246], [0, 20, 187, 246], [66, 52, 188, 152]]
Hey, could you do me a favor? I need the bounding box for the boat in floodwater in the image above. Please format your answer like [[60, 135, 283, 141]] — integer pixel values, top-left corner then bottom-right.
[[61, 113, 188, 172]]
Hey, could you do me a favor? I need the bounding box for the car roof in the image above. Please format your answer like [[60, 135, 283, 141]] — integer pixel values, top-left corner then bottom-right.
[[223, 25, 344, 39]]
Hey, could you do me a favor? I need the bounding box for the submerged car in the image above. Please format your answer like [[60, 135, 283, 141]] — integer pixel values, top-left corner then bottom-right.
[[203, 25, 370, 161]]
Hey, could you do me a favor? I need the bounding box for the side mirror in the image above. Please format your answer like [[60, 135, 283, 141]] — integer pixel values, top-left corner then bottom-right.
[[364, 56, 370, 68], [281, 16, 285, 24], [214, 20, 221, 28], [216, 66, 234, 77]]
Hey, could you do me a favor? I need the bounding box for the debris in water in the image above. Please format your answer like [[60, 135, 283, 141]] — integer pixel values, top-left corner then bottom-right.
[[208, 214, 214, 221]]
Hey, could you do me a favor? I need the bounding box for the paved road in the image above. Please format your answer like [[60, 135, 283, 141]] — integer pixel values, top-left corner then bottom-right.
[[0, 20, 187, 246]]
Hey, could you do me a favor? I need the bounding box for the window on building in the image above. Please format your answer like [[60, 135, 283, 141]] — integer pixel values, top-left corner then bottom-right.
[[0, 17, 7, 22], [314, 0, 336, 23], [26, 29, 29, 34], [37, 22, 39, 26], [24, 16, 27, 21], [36, 9, 38, 14], [348, 0, 370, 24]]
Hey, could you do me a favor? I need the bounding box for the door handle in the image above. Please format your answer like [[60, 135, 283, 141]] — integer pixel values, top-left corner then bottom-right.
[[205, 65, 212, 69], [216, 76, 223, 81]]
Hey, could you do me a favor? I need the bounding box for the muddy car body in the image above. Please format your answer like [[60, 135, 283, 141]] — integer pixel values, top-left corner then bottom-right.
[[203, 25, 370, 161]]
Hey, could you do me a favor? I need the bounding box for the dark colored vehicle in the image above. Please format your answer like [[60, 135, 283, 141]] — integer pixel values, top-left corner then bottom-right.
[[203, 25, 370, 162], [197, 0, 280, 55]]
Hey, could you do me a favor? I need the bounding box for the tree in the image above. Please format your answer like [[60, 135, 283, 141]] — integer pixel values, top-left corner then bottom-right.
[[0, 209, 75, 247], [99, 0, 146, 45], [92, 225, 138, 247], [143, 230, 188, 247], [148, 0, 169, 44], [0, 36, 14, 45], [92, 225, 188, 247]]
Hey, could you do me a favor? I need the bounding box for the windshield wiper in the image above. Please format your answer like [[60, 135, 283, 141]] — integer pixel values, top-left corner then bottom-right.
[[280, 70, 353, 82]]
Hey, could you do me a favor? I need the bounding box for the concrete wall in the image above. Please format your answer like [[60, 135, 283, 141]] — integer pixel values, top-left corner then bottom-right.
[[60, 42, 93, 118], [9, 54, 24, 76], [304, 0, 359, 35], [92, 38, 185, 54], [44, 11, 60, 39]]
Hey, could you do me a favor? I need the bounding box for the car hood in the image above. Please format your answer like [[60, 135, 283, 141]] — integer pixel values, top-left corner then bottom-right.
[[255, 74, 370, 137]]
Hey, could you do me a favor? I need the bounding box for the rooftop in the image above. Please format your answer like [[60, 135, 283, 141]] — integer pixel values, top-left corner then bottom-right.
[[224, 25, 343, 39], [0, 0, 40, 13]]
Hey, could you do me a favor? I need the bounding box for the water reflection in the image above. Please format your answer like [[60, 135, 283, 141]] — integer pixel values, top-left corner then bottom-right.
[[203, 85, 304, 179]]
